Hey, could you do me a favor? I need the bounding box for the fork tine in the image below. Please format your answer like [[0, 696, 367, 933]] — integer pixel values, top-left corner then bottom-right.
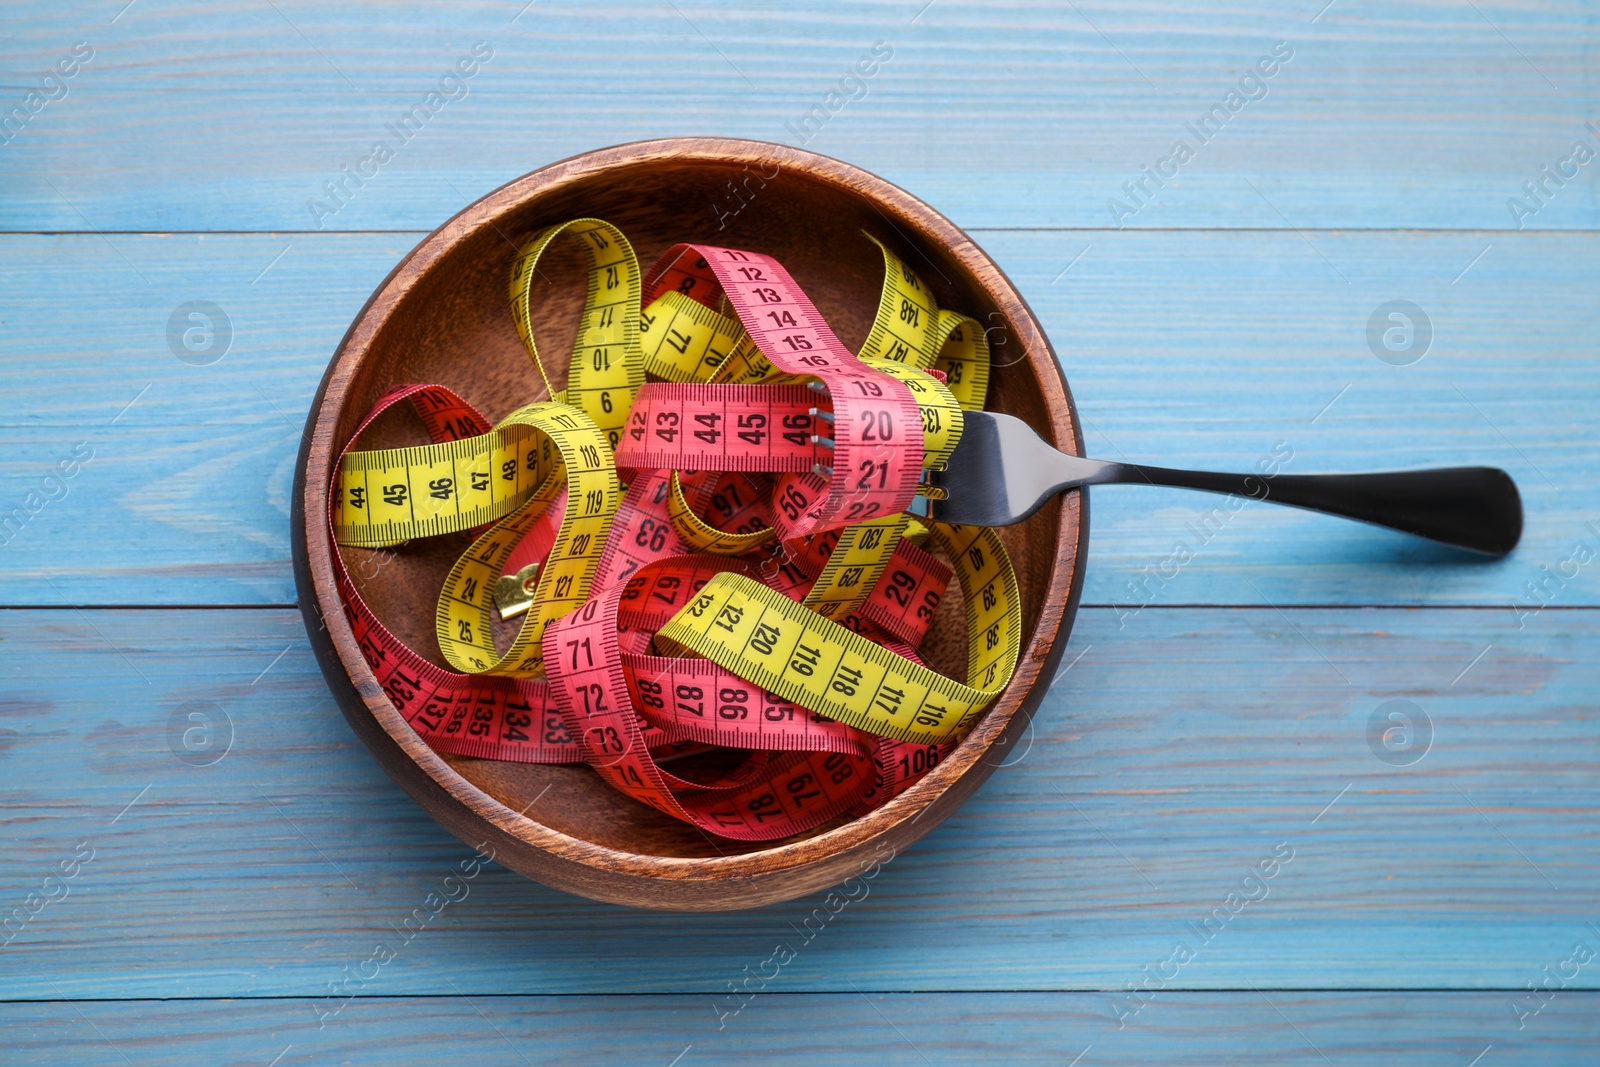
[[929, 412, 1110, 526]]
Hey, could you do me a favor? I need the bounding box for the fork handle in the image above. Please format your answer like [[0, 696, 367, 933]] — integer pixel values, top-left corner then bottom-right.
[[1111, 464, 1523, 556]]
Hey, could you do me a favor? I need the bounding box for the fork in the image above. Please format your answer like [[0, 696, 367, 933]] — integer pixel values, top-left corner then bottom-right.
[[922, 411, 1523, 556]]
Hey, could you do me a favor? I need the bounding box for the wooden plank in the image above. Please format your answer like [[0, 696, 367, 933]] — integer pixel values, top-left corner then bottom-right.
[[1, 607, 1595, 999], [3, 992, 1596, 1066], [0, 2, 1596, 231], [1, 231, 1592, 608]]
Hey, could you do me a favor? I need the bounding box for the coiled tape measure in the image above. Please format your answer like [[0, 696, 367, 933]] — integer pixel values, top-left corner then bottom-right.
[[330, 219, 1022, 840]]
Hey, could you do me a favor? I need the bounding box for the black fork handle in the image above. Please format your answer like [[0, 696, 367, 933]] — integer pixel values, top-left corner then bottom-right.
[[1114, 465, 1523, 556]]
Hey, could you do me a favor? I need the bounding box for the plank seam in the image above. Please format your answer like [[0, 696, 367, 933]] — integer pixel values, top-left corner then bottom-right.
[[1, 987, 1591, 1004]]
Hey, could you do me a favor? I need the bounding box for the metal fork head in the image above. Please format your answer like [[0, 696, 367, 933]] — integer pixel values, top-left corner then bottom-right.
[[927, 411, 1114, 526]]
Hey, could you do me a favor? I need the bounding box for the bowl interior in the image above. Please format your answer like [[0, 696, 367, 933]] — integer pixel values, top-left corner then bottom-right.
[[331, 145, 1073, 861]]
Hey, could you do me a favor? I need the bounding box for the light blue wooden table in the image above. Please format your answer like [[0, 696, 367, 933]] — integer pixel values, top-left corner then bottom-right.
[[3, 2, 1597, 1062]]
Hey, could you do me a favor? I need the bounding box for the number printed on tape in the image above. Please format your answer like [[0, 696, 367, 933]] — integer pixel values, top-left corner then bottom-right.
[[330, 223, 1021, 839]]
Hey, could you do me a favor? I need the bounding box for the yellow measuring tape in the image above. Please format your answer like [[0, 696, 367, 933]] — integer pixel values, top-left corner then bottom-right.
[[334, 421, 545, 547], [857, 233, 991, 412], [655, 523, 1020, 746], [639, 289, 758, 384], [800, 513, 912, 623], [508, 219, 644, 451], [433, 403, 619, 677], [336, 227, 1022, 748]]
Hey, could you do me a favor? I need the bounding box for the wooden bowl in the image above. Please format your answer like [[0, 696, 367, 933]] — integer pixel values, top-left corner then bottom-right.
[[292, 138, 1087, 910]]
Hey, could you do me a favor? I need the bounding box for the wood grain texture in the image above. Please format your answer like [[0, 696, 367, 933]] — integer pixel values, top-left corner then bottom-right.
[[0, 2, 1596, 231], [1, 230, 1591, 608], [1, 607, 1594, 997], [3, 993, 1597, 1066]]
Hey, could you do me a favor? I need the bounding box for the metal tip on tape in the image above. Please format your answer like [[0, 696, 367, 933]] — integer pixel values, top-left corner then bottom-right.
[[806, 381, 828, 395], [808, 406, 834, 425], [809, 435, 836, 450], [812, 463, 834, 478], [493, 562, 541, 620]]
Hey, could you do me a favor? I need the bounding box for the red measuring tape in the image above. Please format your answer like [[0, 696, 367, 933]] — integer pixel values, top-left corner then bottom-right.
[[330, 234, 1012, 840]]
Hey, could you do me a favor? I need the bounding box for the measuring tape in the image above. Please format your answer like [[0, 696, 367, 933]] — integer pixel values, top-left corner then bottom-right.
[[651, 525, 1018, 747], [331, 223, 1024, 839], [858, 233, 992, 411], [508, 218, 643, 450], [330, 384, 580, 764]]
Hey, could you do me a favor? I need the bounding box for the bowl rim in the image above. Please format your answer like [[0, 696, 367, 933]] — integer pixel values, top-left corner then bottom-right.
[[293, 136, 1087, 889]]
